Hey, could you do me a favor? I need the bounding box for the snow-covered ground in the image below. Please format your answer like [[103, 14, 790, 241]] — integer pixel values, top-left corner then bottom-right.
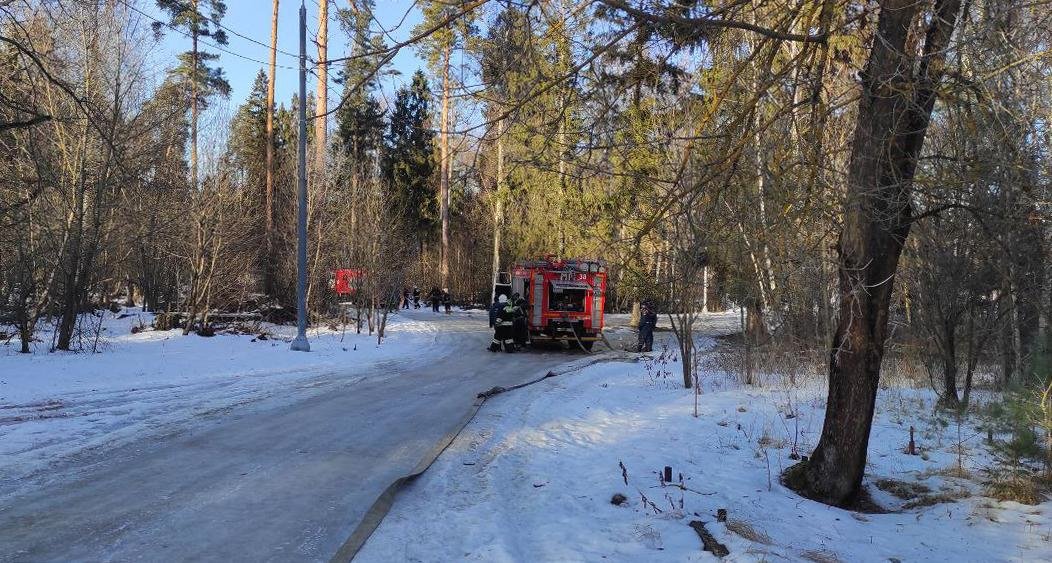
[[1, 307, 589, 561], [358, 312, 1052, 562], [0, 308, 466, 487]]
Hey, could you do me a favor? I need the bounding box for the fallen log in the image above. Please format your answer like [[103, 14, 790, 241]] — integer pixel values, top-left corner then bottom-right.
[[689, 520, 729, 557]]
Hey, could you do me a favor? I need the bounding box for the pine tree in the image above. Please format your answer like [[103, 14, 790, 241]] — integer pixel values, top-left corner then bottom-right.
[[479, 4, 540, 292], [382, 71, 437, 252], [153, 0, 231, 189], [414, 1, 478, 287], [229, 70, 269, 219], [335, 0, 386, 178]]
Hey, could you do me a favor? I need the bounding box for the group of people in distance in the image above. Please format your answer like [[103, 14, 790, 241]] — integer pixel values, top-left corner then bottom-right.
[[401, 286, 452, 314], [488, 293, 530, 352]]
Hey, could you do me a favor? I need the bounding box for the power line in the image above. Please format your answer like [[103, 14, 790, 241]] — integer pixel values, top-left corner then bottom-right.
[[323, 0, 487, 67], [364, 0, 417, 48], [115, 0, 299, 71], [213, 11, 299, 60]]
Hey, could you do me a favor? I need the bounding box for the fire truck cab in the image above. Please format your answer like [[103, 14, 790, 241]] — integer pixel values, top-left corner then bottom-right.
[[331, 269, 365, 296], [507, 257, 607, 350]]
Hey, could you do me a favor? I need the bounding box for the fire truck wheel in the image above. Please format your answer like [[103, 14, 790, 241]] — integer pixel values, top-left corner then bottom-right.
[[580, 340, 594, 351]]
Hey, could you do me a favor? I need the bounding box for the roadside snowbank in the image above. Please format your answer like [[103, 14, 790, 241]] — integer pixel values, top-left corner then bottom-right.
[[358, 319, 1051, 562], [0, 308, 472, 486]]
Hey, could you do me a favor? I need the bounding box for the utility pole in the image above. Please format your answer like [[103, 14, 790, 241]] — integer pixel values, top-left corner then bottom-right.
[[290, 0, 310, 352]]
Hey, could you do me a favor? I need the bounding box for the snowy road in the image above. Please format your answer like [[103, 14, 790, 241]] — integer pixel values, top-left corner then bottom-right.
[[0, 312, 577, 562]]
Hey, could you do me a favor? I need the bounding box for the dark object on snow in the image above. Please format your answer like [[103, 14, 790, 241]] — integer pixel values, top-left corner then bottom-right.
[[663, 466, 673, 483], [716, 508, 727, 523], [477, 386, 507, 399], [611, 493, 628, 506], [689, 521, 729, 557], [906, 425, 917, 455], [196, 325, 216, 337]]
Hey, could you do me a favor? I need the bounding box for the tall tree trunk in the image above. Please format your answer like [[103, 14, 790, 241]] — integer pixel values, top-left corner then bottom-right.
[[56, 158, 87, 351], [557, 108, 567, 256], [556, 7, 572, 257], [702, 265, 708, 313], [729, 206, 772, 313], [491, 119, 505, 301], [190, 0, 199, 191], [962, 311, 979, 407], [1041, 220, 1052, 350], [438, 43, 452, 288], [1041, 254, 1051, 351], [56, 21, 96, 351], [751, 2, 777, 321], [125, 279, 135, 308], [305, 0, 329, 315], [315, 0, 327, 170], [940, 320, 961, 408], [265, 0, 278, 293], [1008, 259, 1025, 379], [786, 0, 963, 507], [746, 296, 768, 343]]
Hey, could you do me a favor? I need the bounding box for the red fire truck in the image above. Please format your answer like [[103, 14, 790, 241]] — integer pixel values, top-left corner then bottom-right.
[[505, 257, 607, 350], [331, 269, 366, 296]]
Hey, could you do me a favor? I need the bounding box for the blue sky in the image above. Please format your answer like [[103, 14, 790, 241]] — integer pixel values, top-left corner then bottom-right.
[[145, 0, 425, 111]]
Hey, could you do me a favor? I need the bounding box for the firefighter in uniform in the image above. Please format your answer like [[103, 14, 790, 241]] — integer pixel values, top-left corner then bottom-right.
[[489, 295, 516, 352], [513, 296, 530, 347], [637, 300, 657, 353]]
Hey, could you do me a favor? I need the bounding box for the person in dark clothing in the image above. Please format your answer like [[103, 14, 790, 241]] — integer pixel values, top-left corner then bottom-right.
[[489, 296, 502, 328], [442, 288, 452, 314], [429, 287, 441, 312], [637, 301, 657, 353], [402, 287, 411, 309], [489, 295, 515, 352], [513, 297, 530, 347], [412, 286, 421, 309]]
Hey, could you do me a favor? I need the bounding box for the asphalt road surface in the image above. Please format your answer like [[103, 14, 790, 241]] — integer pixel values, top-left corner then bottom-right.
[[0, 313, 582, 562]]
